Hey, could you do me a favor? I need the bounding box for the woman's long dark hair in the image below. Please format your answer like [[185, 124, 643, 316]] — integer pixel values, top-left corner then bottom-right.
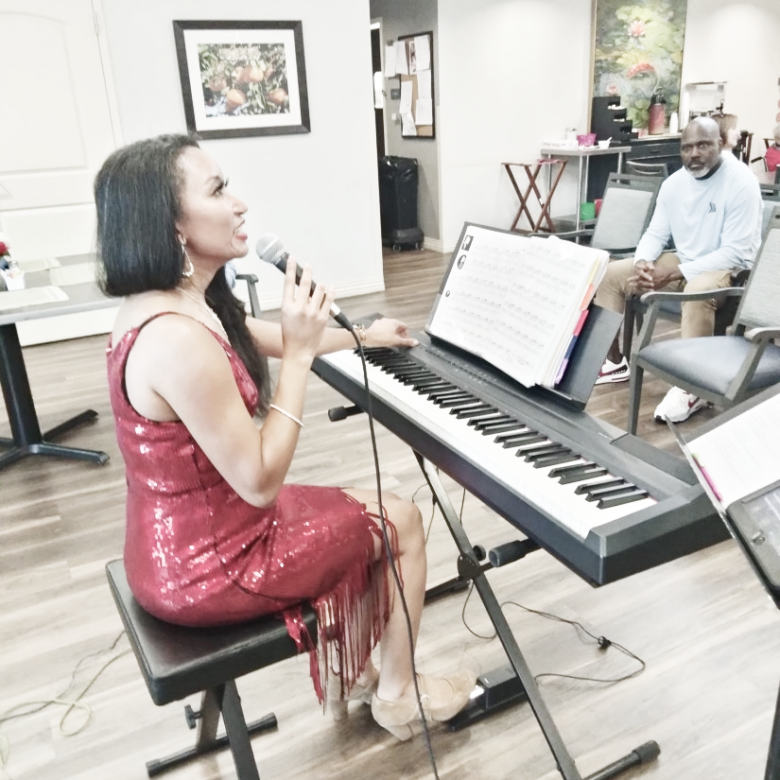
[[94, 134, 270, 414]]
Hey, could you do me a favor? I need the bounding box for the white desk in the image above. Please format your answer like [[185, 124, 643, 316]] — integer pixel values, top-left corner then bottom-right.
[[540, 145, 631, 230], [0, 255, 115, 469]]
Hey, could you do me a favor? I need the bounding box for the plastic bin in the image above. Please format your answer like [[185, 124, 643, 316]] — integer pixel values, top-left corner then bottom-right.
[[378, 155, 424, 251]]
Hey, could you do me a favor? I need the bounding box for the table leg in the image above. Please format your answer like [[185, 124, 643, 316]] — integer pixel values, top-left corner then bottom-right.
[[0, 324, 108, 469]]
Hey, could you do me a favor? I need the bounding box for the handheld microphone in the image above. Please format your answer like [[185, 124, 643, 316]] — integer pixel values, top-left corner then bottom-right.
[[255, 234, 352, 330]]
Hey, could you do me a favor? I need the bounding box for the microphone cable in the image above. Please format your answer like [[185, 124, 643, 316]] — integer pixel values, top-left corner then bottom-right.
[[348, 325, 441, 779]]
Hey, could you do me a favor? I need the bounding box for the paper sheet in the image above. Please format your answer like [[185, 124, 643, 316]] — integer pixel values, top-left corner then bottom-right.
[[690, 392, 780, 509], [414, 35, 431, 71], [427, 229, 608, 388], [384, 43, 397, 77], [415, 98, 433, 126], [394, 41, 409, 75]]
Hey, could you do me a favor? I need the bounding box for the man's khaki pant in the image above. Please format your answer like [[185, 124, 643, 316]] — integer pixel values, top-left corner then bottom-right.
[[594, 252, 734, 339]]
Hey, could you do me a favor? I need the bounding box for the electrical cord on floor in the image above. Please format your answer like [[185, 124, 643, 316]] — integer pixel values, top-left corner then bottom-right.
[[411, 481, 437, 544], [0, 630, 130, 777], [352, 334, 440, 780], [459, 583, 646, 684]]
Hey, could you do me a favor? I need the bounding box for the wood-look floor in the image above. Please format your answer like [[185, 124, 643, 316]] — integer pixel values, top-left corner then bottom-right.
[[1, 248, 779, 780]]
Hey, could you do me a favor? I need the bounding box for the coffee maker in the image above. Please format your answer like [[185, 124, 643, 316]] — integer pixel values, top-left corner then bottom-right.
[[591, 96, 634, 144]]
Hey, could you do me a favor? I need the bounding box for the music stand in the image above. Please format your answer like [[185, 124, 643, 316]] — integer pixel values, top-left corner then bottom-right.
[[669, 384, 780, 780]]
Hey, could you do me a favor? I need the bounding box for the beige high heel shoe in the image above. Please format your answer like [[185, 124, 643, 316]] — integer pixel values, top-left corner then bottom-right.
[[328, 666, 380, 722], [370, 670, 476, 741]]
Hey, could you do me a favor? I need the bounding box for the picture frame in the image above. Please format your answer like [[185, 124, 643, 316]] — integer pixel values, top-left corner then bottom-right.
[[172, 20, 310, 139], [589, 0, 687, 131]]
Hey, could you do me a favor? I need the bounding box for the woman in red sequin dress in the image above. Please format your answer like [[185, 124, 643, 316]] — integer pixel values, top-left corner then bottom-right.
[[95, 135, 474, 741]]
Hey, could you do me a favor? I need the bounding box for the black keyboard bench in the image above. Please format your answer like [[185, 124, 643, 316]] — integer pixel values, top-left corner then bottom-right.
[[106, 559, 318, 779]]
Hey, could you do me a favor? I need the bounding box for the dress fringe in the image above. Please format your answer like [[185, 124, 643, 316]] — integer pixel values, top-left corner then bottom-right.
[[282, 497, 399, 704]]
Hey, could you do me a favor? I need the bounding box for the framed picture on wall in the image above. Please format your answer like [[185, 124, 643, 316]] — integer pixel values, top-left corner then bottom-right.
[[172, 20, 310, 139]]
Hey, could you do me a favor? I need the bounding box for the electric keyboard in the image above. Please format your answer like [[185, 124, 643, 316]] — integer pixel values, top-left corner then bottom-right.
[[312, 331, 728, 586]]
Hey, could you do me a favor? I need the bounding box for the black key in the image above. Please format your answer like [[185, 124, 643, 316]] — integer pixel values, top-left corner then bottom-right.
[[450, 402, 491, 416], [575, 478, 625, 496], [428, 388, 468, 401], [480, 421, 526, 435], [584, 485, 638, 503], [532, 452, 580, 469], [524, 444, 568, 462], [439, 395, 479, 409], [550, 464, 608, 484], [455, 405, 496, 419], [470, 414, 512, 429], [412, 380, 451, 392], [500, 433, 546, 449], [514, 440, 553, 456], [598, 490, 649, 509]]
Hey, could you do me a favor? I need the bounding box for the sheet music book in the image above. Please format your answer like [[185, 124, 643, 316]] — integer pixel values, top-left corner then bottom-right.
[[425, 224, 609, 389], [670, 385, 780, 591]]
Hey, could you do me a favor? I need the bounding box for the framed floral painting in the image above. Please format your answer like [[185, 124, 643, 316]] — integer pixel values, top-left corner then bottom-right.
[[592, 0, 687, 131], [173, 20, 310, 139]]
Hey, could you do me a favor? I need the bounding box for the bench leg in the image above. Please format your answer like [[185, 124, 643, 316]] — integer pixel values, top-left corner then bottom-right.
[[146, 682, 276, 779]]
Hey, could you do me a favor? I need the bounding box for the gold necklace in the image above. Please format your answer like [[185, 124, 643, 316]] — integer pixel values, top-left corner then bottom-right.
[[176, 287, 229, 340]]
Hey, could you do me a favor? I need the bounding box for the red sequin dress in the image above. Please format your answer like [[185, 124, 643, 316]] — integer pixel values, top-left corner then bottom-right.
[[107, 314, 395, 699]]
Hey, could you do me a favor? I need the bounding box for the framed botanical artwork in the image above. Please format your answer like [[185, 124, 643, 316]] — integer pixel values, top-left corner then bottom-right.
[[591, 0, 687, 131], [172, 20, 310, 139]]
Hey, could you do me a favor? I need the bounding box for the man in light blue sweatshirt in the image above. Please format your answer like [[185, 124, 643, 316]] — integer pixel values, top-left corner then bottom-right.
[[594, 116, 763, 422]]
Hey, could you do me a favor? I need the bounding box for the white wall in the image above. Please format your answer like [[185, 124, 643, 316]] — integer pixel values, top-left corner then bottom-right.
[[101, 0, 384, 311], [371, 0, 441, 246], [681, 0, 780, 145], [437, 0, 593, 250]]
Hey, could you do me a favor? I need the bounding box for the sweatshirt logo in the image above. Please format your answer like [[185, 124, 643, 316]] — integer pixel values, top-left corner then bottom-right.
[[708, 202, 717, 213]]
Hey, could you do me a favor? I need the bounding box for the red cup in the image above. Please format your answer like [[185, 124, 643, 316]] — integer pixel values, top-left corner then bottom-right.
[[595, 198, 603, 216]]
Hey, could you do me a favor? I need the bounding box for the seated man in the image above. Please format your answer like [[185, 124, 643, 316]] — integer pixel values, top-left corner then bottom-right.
[[594, 116, 763, 423]]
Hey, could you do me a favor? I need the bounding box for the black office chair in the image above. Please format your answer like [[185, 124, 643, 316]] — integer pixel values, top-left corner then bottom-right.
[[626, 207, 780, 434], [624, 160, 669, 179]]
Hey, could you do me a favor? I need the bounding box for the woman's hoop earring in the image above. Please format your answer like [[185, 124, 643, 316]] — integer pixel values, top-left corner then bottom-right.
[[181, 243, 195, 278]]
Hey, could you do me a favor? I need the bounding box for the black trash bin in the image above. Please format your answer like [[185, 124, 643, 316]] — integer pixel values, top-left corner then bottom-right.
[[378, 155, 424, 251]]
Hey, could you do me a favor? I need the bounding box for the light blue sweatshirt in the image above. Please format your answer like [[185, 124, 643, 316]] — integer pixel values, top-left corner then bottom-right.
[[634, 152, 763, 279]]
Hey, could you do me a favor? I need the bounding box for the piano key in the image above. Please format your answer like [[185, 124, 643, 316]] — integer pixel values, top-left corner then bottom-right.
[[525, 445, 571, 463], [470, 414, 514, 430], [428, 388, 470, 402], [479, 420, 526, 435], [455, 405, 496, 419], [550, 464, 609, 484], [317, 348, 658, 539], [438, 394, 479, 408], [499, 433, 547, 448], [585, 485, 639, 503], [598, 489, 649, 510], [532, 451, 581, 469], [575, 478, 626, 496]]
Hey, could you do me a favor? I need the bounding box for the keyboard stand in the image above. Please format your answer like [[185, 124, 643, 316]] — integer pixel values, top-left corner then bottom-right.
[[414, 451, 660, 780]]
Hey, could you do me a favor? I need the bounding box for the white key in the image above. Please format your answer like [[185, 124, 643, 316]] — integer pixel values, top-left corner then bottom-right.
[[320, 350, 657, 539]]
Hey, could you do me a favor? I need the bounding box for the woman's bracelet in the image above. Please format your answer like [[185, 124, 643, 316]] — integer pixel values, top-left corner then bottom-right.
[[354, 323, 368, 345], [268, 403, 304, 428]]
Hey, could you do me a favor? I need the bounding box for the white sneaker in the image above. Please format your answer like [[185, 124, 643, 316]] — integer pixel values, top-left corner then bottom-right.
[[595, 356, 630, 385], [653, 387, 706, 423]]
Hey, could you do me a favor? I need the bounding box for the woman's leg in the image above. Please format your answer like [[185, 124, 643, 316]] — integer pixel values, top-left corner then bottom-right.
[[342, 488, 426, 701]]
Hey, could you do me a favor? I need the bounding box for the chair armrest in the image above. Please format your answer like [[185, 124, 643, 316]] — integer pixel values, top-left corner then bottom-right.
[[235, 272, 259, 283], [639, 287, 745, 305], [632, 287, 745, 357], [745, 326, 780, 343]]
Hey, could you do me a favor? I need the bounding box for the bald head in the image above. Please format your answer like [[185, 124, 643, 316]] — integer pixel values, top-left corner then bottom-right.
[[680, 117, 723, 179]]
